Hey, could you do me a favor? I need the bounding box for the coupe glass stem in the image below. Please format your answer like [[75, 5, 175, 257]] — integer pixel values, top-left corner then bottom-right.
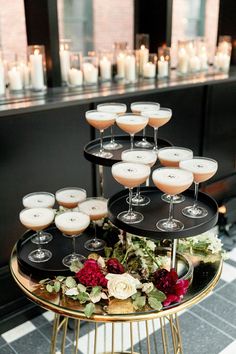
[[93, 221, 97, 241], [110, 125, 115, 143], [142, 128, 146, 140], [168, 195, 174, 222], [193, 182, 199, 208], [72, 236, 76, 257], [154, 127, 159, 150], [128, 188, 133, 215], [130, 134, 134, 149], [136, 185, 141, 198], [99, 129, 104, 154], [36, 231, 44, 257]]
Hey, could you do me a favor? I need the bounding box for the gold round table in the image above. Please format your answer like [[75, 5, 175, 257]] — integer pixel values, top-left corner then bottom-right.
[[10, 245, 222, 354]]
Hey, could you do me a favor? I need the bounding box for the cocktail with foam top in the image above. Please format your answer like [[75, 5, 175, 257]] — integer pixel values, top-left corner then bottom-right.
[[56, 188, 87, 209], [116, 114, 148, 149]]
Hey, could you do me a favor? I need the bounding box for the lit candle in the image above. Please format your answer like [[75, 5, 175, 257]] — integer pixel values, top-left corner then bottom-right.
[[158, 56, 168, 78], [125, 55, 136, 82], [68, 68, 83, 86], [189, 55, 201, 72], [215, 52, 230, 72], [8, 66, 23, 91], [83, 63, 98, 85], [30, 49, 44, 90], [178, 48, 189, 74], [117, 53, 125, 78], [60, 44, 70, 82], [99, 56, 112, 81], [139, 45, 149, 75], [0, 61, 5, 95], [143, 61, 156, 78]]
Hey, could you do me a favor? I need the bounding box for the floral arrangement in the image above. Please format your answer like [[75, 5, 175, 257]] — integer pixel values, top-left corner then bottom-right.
[[39, 221, 225, 318]]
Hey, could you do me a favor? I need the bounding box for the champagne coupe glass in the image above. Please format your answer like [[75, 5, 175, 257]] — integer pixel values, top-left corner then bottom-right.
[[180, 157, 218, 218], [121, 149, 157, 206], [97, 102, 127, 150], [55, 211, 90, 267], [23, 191, 55, 244], [142, 107, 172, 152], [19, 207, 54, 262], [86, 110, 117, 158], [152, 168, 193, 231], [79, 197, 108, 251], [55, 187, 87, 209], [112, 162, 151, 224], [158, 147, 193, 203], [131, 101, 160, 148], [116, 113, 148, 149]]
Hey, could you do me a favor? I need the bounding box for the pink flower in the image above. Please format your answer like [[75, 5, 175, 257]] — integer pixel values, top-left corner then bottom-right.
[[75, 259, 107, 287]]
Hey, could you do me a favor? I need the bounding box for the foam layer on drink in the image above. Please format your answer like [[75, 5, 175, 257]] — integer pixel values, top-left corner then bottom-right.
[[20, 207, 54, 231], [86, 111, 116, 130], [158, 148, 193, 167], [23, 193, 55, 208], [121, 149, 157, 167], [142, 109, 172, 128], [97, 103, 127, 114], [180, 158, 218, 183], [112, 162, 151, 188], [79, 198, 108, 220], [55, 211, 90, 235], [116, 115, 148, 134], [131, 102, 160, 113], [152, 168, 193, 195], [56, 188, 87, 208]]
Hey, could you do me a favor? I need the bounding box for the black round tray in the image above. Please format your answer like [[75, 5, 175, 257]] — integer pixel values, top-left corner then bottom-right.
[[84, 134, 172, 167], [108, 187, 218, 239], [16, 226, 105, 278]]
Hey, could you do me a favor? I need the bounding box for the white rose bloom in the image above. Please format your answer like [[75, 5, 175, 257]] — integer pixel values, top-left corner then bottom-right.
[[142, 282, 154, 294], [65, 287, 79, 296], [106, 273, 141, 300]]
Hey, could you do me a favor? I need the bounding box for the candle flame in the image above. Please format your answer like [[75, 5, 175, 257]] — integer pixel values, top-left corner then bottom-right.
[[160, 56, 165, 62], [218, 205, 226, 214], [34, 49, 40, 56], [141, 45, 146, 50]]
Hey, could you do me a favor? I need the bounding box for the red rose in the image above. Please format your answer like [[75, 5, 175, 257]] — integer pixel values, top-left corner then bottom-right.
[[106, 258, 125, 274], [75, 259, 107, 287], [153, 268, 189, 306]]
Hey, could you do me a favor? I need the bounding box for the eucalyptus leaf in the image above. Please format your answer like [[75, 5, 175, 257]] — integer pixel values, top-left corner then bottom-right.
[[77, 284, 87, 293], [65, 276, 77, 288], [39, 278, 50, 284], [53, 281, 61, 293], [148, 297, 162, 311], [77, 292, 89, 304], [133, 296, 146, 310], [90, 286, 102, 297], [46, 284, 54, 293], [70, 260, 83, 273], [148, 288, 166, 302], [84, 302, 95, 318], [56, 276, 65, 282]]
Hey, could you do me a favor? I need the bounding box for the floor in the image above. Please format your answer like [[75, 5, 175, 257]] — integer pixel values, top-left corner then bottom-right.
[[1, 249, 236, 354]]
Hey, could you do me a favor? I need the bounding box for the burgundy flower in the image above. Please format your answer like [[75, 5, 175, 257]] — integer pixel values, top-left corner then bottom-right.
[[153, 268, 189, 306], [106, 258, 125, 274], [75, 259, 107, 287]]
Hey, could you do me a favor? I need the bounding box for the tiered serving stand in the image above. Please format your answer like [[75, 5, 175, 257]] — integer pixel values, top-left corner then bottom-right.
[[11, 133, 221, 354]]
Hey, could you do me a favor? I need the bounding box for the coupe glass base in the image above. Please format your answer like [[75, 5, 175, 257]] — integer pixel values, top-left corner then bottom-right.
[[104, 141, 123, 150], [135, 139, 153, 148], [126, 195, 150, 206], [182, 205, 208, 219], [161, 193, 185, 204], [94, 151, 113, 159], [28, 249, 52, 263], [156, 218, 184, 231], [62, 253, 86, 267], [84, 238, 106, 251], [118, 210, 144, 224], [31, 232, 53, 244]]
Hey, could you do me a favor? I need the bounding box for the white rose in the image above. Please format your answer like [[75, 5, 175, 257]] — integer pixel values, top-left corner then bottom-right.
[[142, 282, 154, 294], [106, 273, 141, 300]]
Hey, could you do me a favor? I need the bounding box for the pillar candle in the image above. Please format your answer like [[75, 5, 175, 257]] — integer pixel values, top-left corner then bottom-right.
[[178, 48, 189, 74], [60, 46, 70, 82], [68, 68, 83, 86], [139, 45, 149, 75], [8, 67, 23, 91], [158, 56, 168, 78], [117, 53, 125, 78], [189, 56, 201, 72], [83, 63, 98, 84], [143, 61, 156, 78], [30, 49, 44, 90], [125, 55, 136, 82], [99, 56, 112, 80]]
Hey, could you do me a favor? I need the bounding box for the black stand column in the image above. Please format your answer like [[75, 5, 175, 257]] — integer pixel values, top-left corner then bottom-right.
[[24, 0, 61, 87]]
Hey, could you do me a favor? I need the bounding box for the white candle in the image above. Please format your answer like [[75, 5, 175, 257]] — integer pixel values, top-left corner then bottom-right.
[[178, 48, 189, 74], [0, 61, 5, 95], [117, 53, 125, 78], [125, 55, 136, 82], [143, 61, 156, 78], [199, 53, 208, 70], [99, 56, 112, 80], [189, 55, 201, 72], [19, 63, 30, 88], [83, 63, 98, 85], [139, 45, 149, 75], [68, 68, 83, 86], [158, 56, 168, 78], [30, 49, 44, 90], [60, 45, 70, 82], [215, 52, 230, 72], [8, 67, 23, 91]]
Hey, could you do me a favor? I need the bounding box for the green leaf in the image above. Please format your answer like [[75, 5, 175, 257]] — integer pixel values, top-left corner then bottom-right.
[[90, 286, 102, 297], [148, 288, 166, 302], [53, 281, 61, 293], [131, 291, 141, 300], [148, 297, 162, 311], [46, 284, 54, 293], [70, 260, 83, 273], [84, 303, 95, 318], [133, 296, 146, 310], [77, 292, 90, 304], [65, 276, 77, 288], [56, 276, 65, 282], [104, 247, 113, 258], [39, 278, 50, 284], [77, 284, 87, 293]]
